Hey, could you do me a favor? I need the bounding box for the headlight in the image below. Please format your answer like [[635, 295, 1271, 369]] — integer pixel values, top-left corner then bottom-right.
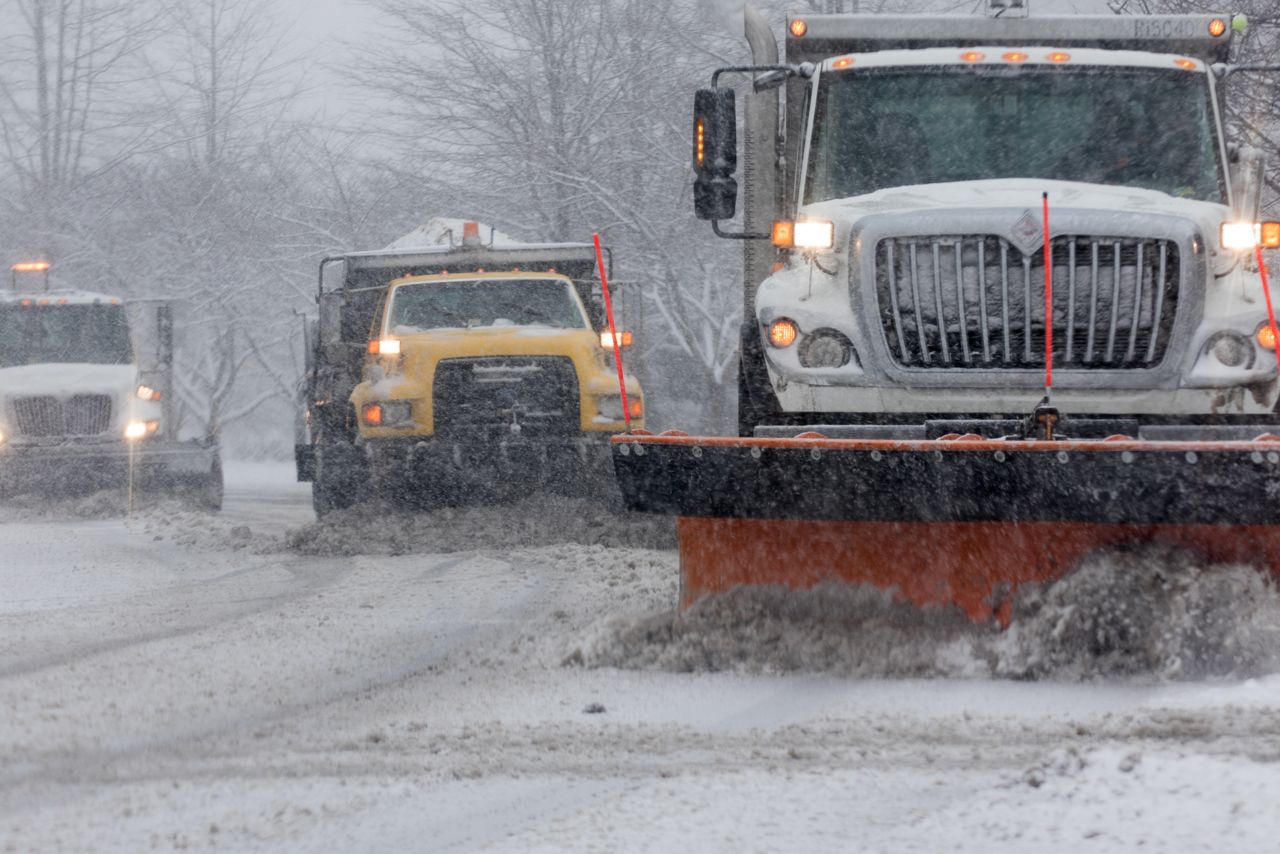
[[124, 419, 159, 440], [136, 384, 161, 401]]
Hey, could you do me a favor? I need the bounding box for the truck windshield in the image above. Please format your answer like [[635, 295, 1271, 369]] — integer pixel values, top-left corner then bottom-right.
[[806, 66, 1224, 203], [0, 304, 134, 368], [388, 278, 588, 332]]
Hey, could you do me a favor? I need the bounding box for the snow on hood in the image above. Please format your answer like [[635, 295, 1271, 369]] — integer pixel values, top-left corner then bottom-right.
[[384, 218, 518, 251], [0, 363, 137, 399], [802, 178, 1227, 222]]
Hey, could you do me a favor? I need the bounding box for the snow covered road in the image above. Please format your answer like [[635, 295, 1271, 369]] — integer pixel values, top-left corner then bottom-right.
[[3, 464, 1280, 852]]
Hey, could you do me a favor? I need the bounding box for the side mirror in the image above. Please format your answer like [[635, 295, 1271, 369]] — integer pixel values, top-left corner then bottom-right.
[[1232, 145, 1266, 222], [692, 87, 738, 221]]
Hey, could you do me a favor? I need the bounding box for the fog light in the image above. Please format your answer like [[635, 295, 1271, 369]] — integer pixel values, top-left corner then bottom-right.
[[598, 395, 625, 421], [380, 401, 413, 426], [1213, 333, 1251, 367], [798, 330, 853, 368]]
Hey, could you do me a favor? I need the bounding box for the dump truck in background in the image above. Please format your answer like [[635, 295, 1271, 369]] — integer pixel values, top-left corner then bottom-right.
[[297, 220, 643, 514], [0, 261, 223, 508], [613, 7, 1280, 622]]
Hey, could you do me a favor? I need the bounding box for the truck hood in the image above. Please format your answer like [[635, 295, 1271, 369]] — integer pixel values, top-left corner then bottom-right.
[[0, 363, 137, 399], [802, 178, 1228, 244]]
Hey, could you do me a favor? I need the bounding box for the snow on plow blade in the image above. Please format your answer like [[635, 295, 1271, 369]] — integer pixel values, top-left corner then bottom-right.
[[611, 433, 1280, 623]]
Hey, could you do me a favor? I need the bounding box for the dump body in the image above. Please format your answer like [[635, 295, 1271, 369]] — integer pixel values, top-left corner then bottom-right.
[[615, 9, 1280, 619], [0, 287, 221, 505], [297, 222, 641, 513]]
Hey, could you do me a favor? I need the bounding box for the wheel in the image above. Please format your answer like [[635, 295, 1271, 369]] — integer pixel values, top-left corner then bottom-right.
[[190, 455, 224, 512], [312, 443, 367, 516]]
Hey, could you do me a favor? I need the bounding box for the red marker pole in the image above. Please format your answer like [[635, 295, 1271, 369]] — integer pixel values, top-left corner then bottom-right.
[[593, 232, 632, 432], [1042, 192, 1053, 396], [1256, 244, 1280, 376]]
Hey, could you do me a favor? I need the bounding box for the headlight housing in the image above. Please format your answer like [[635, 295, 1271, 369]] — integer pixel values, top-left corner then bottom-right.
[[798, 329, 854, 368], [362, 400, 413, 427]]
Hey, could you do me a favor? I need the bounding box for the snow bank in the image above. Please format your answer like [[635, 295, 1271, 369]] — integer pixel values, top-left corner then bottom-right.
[[583, 545, 1280, 681], [287, 495, 675, 557], [996, 545, 1280, 680]]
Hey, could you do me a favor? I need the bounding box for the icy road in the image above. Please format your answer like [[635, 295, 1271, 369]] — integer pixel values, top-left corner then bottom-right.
[[3, 465, 1280, 852]]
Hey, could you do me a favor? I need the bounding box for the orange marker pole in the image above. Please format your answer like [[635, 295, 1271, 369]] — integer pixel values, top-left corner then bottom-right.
[[593, 232, 631, 432], [1042, 192, 1053, 395]]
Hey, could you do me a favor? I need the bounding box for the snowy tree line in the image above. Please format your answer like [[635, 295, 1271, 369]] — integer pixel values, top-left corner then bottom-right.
[[0, 0, 1276, 454]]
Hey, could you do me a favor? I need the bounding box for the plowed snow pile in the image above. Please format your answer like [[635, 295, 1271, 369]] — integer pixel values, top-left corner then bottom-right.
[[582, 546, 1280, 681], [287, 495, 675, 556]]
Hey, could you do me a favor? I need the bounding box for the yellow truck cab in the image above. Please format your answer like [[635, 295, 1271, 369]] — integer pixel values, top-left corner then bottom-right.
[[296, 220, 643, 512]]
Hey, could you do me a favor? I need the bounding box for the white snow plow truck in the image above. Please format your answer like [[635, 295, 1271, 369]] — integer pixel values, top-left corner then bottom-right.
[[612, 7, 1280, 623], [0, 261, 223, 508]]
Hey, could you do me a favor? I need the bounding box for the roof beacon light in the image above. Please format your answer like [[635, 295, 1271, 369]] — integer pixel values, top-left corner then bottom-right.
[[462, 221, 482, 247], [789, 19, 807, 38], [11, 261, 50, 273], [1209, 18, 1228, 38]]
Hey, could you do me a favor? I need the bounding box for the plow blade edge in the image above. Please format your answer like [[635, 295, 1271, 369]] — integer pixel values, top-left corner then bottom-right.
[[611, 435, 1280, 622]]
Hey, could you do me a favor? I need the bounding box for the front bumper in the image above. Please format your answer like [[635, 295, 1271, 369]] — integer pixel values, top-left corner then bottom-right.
[[0, 438, 218, 487]]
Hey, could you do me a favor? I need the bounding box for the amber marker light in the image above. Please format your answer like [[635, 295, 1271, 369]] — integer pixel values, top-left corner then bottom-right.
[[1209, 18, 1228, 37], [629, 399, 644, 419], [771, 220, 795, 248], [768, 319, 799, 349], [1047, 52, 1071, 63], [789, 19, 807, 38], [600, 330, 634, 349], [362, 403, 383, 426], [695, 117, 706, 168], [833, 57, 854, 69], [960, 51, 985, 63], [1261, 222, 1280, 249], [1175, 57, 1198, 70], [1003, 51, 1029, 63], [1258, 324, 1277, 351]]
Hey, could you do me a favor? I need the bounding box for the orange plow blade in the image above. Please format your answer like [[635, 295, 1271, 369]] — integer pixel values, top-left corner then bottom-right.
[[678, 518, 1280, 624]]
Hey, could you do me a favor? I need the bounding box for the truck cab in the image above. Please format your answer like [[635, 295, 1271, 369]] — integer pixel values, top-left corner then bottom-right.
[[696, 9, 1278, 441], [0, 264, 222, 505]]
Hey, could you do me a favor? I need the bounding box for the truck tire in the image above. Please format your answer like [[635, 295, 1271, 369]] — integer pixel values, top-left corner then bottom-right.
[[313, 443, 366, 516], [737, 322, 779, 438], [191, 455, 224, 512]]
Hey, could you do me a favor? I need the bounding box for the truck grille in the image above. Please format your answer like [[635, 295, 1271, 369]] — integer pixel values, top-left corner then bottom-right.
[[11, 395, 113, 437], [874, 235, 1180, 369], [433, 357, 579, 436]]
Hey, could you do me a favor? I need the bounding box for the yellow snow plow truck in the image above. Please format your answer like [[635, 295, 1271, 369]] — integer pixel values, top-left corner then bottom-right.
[[297, 220, 643, 514], [613, 7, 1280, 623]]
